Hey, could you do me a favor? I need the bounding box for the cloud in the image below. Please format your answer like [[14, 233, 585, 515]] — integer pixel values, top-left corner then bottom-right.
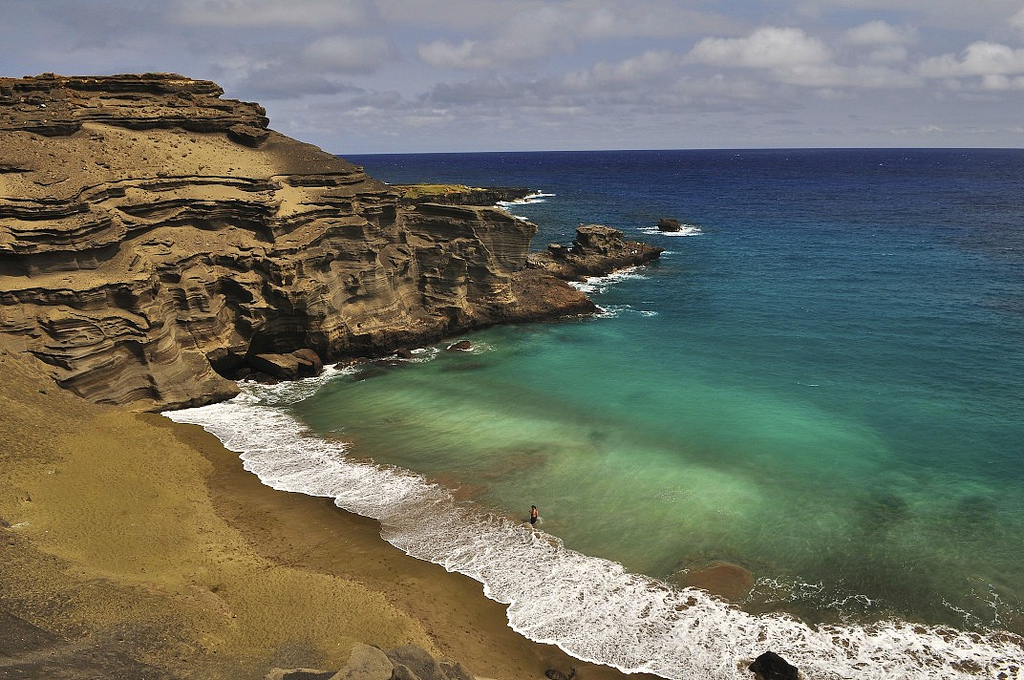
[[417, 39, 492, 70], [844, 21, 916, 46], [416, 4, 603, 70], [687, 27, 832, 69], [303, 35, 395, 74], [772, 63, 920, 89], [865, 45, 909, 64], [173, 0, 372, 28], [414, 1, 739, 70], [1011, 8, 1024, 35], [920, 41, 1024, 77], [590, 50, 682, 84]]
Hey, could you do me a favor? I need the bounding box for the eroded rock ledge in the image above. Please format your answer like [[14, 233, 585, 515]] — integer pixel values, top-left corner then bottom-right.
[[0, 73, 660, 410]]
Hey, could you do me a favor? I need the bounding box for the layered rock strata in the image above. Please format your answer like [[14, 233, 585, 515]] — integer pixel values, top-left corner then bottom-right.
[[395, 184, 533, 207], [0, 73, 658, 410]]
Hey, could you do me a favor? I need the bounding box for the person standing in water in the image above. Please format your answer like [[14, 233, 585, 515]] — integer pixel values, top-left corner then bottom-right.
[[530, 505, 539, 526]]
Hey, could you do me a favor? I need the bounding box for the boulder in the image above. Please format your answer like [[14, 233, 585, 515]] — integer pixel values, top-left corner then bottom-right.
[[657, 217, 681, 232], [248, 350, 323, 380], [330, 644, 394, 680], [385, 645, 447, 680], [227, 122, 270, 147], [748, 651, 799, 680], [446, 340, 472, 352], [292, 348, 324, 374]]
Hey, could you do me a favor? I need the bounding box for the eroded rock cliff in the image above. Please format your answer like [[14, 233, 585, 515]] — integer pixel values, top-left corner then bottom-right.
[[0, 73, 657, 410]]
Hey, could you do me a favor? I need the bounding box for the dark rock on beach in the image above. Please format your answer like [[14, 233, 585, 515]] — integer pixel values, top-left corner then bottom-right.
[[748, 651, 799, 680], [247, 349, 324, 381]]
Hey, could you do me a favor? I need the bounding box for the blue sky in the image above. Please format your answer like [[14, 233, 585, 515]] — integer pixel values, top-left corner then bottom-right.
[[3, 0, 1024, 153]]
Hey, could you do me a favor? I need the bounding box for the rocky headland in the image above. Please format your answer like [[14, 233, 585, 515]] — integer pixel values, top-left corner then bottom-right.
[[0, 73, 660, 411], [0, 73, 667, 680]]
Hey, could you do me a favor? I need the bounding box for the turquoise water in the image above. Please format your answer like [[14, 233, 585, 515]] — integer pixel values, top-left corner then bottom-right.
[[169, 150, 1024, 677]]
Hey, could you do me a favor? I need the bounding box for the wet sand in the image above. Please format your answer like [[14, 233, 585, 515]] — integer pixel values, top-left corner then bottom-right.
[[0, 347, 661, 680]]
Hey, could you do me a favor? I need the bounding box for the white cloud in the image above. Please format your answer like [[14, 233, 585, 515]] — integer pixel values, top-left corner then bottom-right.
[[921, 41, 1024, 77], [1011, 8, 1024, 35], [417, 39, 492, 70], [687, 27, 832, 69], [413, 1, 740, 70], [173, 0, 372, 28], [844, 21, 916, 46], [303, 35, 394, 74], [416, 7, 577, 70], [980, 74, 1024, 90], [591, 50, 681, 83]]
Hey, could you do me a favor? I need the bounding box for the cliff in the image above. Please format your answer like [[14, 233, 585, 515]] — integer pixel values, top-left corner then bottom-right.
[[0, 73, 659, 411]]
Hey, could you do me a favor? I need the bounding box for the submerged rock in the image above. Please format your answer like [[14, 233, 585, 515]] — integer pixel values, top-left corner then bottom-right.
[[680, 560, 755, 602]]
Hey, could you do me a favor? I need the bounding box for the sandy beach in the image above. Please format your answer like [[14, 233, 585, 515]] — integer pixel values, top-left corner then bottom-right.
[[0, 345, 661, 680]]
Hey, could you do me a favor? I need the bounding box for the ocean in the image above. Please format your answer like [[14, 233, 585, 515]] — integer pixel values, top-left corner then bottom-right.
[[166, 149, 1024, 679]]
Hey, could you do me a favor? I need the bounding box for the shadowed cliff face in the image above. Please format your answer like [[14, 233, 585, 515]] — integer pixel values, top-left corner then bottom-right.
[[0, 73, 608, 410]]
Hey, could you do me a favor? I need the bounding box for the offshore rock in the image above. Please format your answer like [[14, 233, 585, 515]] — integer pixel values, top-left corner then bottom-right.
[[0, 73, 610, 410], [528, 224, 663, 280]]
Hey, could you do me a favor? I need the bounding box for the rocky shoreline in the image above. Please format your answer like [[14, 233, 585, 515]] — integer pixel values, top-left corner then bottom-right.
[[0, 72, 660, 411], [0, 73, 672, 680]]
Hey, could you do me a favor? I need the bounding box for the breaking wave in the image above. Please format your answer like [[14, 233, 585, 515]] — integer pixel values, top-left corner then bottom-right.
[[165, 384, 1024, 680]]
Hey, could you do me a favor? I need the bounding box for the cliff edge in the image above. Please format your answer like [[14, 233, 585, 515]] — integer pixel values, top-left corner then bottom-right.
[[0, 73, 659, 410]]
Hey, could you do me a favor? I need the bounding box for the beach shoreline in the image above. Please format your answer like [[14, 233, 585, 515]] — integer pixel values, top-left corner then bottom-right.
[[0, 347, 661, 680]]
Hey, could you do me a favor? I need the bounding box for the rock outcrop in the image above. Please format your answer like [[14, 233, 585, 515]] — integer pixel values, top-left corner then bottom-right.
[[394, 184, 532, 207], [0, 73, 658, 410], [528, 224, 663, 280], [266, 643, 473, 680]]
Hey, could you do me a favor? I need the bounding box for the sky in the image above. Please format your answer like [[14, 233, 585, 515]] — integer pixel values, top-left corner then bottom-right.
[[3, 0, 1024, 154]]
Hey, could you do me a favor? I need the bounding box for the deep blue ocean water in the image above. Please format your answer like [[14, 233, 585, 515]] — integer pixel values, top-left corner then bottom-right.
[[169, 149, 1024, 679]]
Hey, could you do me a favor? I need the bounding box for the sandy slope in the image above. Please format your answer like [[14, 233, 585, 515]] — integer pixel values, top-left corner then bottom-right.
[[0, 346, 657, 680]]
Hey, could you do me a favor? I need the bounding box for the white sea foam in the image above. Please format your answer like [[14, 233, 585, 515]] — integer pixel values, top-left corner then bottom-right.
[[593, 305, 658, 319], [497, 191, 555, 207], [165, 385, 1024, 680], [570, 267, 649, 295], [639, 224, 704, 237]]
